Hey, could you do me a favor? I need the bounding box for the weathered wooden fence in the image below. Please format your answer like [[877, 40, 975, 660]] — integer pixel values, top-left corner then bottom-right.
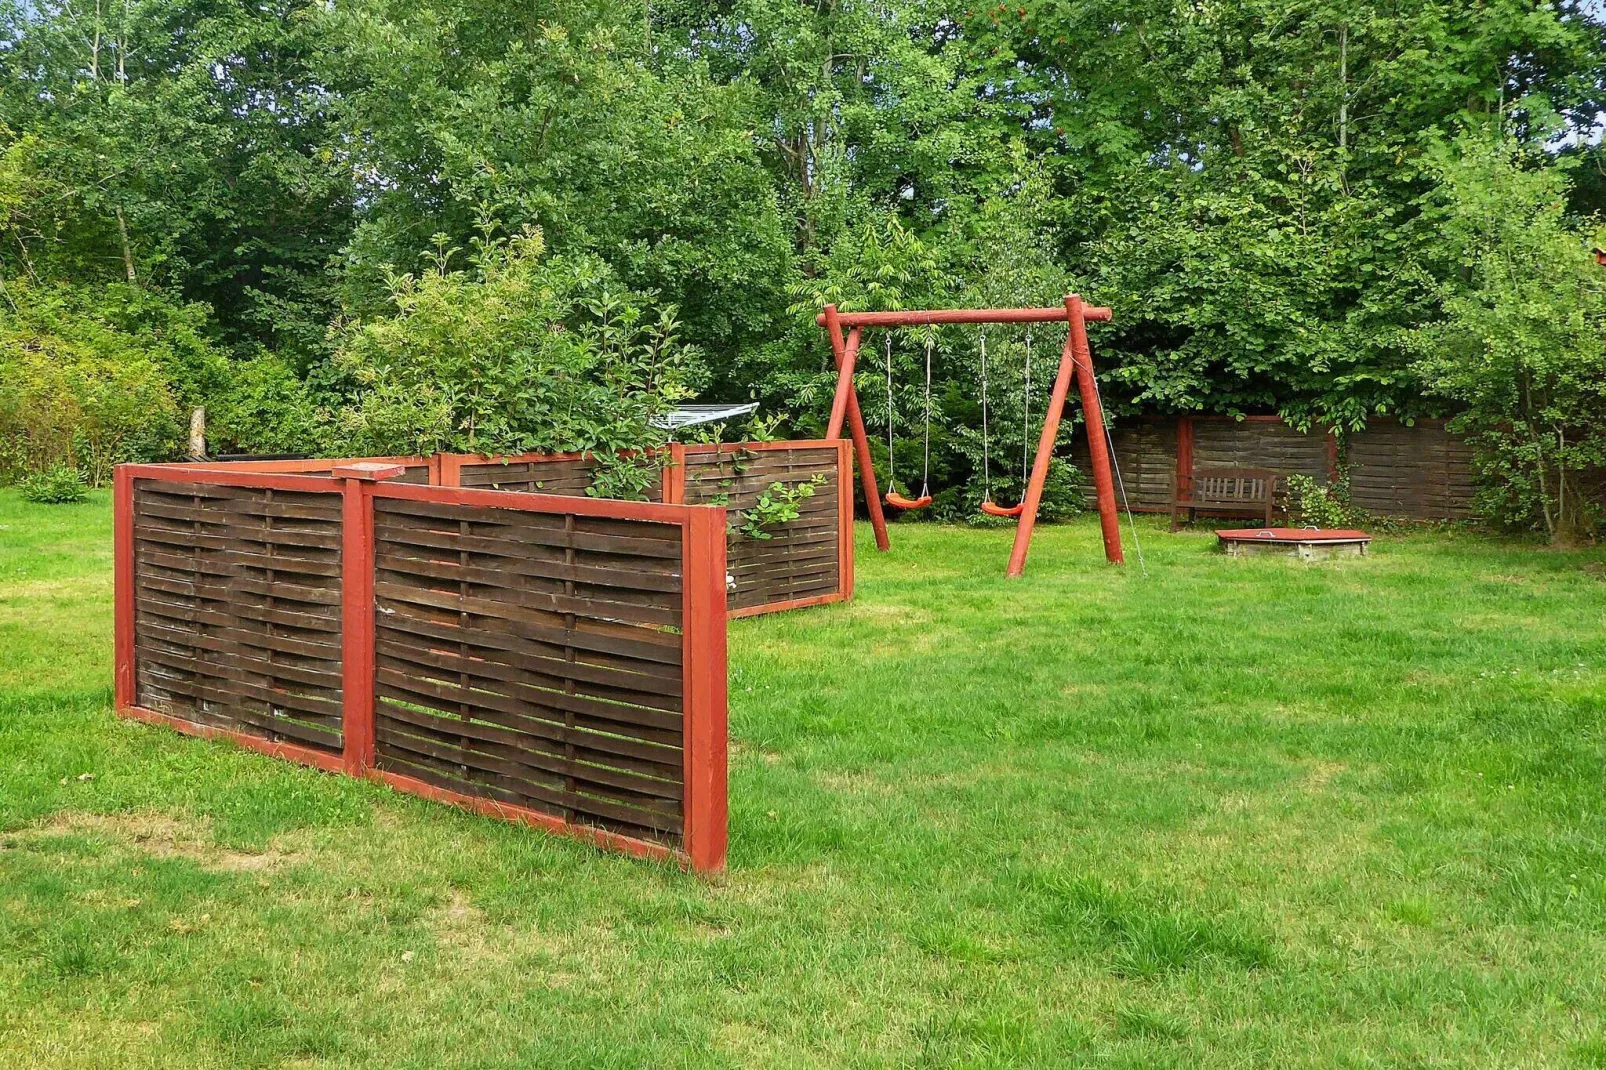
[[445, 441, 853, 617], [114, 462, 729, 871], [1072, 415, 1478, 520]]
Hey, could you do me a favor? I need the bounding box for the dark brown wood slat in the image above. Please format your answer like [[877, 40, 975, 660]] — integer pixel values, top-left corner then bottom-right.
[[374, 652, 681, 742], [374, 612, 684, 714], [375, 575, 679, 631], [374, 636, 684, 737], [373, 547, 682, 595], [137, 640, 341, 692], [377, 658, 684, 732], [374, 704, 681, 802], [372, 585, 680, 665], [375, 739, 682, 838], [375, 696, 681, 781], [137, 593, 340, 635], [137, 616, 339, 663], [136, 571, 341, 608]]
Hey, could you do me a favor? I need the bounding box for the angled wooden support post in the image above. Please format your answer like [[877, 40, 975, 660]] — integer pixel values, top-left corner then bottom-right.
[[1007, 294, 1123, 576], [1006, 301, 1081, 577], [1069, 299, 1124, 566], [823, 304, 889, 552]]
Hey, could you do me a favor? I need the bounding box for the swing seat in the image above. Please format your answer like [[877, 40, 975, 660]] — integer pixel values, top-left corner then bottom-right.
[[885, 491, 933, 510], [979, 500, 1026, 518]]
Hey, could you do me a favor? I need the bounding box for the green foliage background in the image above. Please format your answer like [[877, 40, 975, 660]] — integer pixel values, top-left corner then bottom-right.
[[1, 0, 1604, 534]]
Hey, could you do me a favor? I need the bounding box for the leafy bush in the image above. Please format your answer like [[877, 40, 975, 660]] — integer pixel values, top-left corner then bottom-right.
[[207, 355, 334, 457], [332, 226, 703, 467], [0, 283, 196, 484], [734, 475, 827, 540], [18, 465, 88, 504], [1287, 474, 1355, 529]]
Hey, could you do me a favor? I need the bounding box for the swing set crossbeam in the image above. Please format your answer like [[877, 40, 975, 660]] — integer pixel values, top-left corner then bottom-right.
[[820, 295, 1123, 576], [816, 306, 1112, 328]]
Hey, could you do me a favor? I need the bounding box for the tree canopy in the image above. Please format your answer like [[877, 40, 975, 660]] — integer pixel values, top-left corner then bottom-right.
[[2, 0, 1604, 533]]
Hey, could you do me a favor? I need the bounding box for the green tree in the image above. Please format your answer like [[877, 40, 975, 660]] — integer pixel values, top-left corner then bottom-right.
[[1412, 137, 1606, 542]]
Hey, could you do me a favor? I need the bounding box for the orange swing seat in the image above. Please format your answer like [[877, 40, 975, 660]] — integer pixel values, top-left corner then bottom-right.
[[979, 500, 1025, 518], [885, 490, 933, 510]]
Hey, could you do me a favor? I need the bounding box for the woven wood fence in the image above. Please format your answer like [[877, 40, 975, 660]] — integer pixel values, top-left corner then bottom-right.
[[115, 463, 729, 871], [446, 441, 853, 617], [1072, 416, 1478, 520]]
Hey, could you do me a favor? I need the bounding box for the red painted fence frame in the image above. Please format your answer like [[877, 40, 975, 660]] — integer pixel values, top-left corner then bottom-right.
[[114, 462, 730, 872], [815, 296, 1122, 574], [439, 440, 855, 618]]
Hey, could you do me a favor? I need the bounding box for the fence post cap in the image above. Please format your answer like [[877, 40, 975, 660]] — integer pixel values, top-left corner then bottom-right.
[[332, 461, 408, 481]]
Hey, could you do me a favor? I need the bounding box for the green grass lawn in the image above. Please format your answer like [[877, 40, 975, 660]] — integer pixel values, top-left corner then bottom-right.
[[3, 490, 1605, 1068]]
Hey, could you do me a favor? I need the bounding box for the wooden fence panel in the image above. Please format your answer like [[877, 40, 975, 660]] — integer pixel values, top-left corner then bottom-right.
[[1072, 419, 1177, 510], [115, 465, 730, 871], [1191, 418, 1330, 479], [130, 479, 345, 754], [681, 442, 849, 615], [1348, 417, 1477, 520], [456, 454, 664, 500], [369, 496, 691, 847]]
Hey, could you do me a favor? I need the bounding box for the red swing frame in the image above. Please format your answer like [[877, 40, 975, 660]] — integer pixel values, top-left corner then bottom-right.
[[817, 295, 1123, 576]]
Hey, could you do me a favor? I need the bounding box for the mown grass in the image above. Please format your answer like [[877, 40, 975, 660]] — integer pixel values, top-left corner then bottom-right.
[[2, 489, 1604, 1068]]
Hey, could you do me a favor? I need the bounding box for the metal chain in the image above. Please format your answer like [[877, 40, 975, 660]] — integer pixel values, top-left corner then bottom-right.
[[922, 334, 932, 498], [980, 330, 990, 502], [885, 333, 896, 494], [1022, 331, 1032, 483]]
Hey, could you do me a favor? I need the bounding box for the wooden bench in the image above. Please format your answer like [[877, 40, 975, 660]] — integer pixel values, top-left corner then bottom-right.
[[1170, 467, 1288, 531]]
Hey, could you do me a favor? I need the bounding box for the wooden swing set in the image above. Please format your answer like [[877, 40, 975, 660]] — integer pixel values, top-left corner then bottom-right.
[[818, 294, 1123, 576]]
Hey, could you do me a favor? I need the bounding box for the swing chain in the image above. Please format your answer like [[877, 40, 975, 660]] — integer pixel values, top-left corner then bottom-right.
[[885, 333, 896, 495], [1022, 330, 1032, 485], [921, 333, 932, 499], [980, 329, 990, 503]]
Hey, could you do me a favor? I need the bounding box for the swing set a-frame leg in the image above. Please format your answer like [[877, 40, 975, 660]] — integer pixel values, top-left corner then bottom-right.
[[823, 304, 891, 552], [1007, 294, 1123, 576]]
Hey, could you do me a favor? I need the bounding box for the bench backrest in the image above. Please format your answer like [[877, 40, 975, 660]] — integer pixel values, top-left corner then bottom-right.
[[1189, 468, 1285, 504]]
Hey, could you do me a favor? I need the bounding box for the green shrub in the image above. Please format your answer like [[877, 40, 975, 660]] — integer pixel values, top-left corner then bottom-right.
[[332, 226, 703, 461], [1287, 474, 1355, 528], [0, 282, 202, 483], [18, 465, 88, 504]]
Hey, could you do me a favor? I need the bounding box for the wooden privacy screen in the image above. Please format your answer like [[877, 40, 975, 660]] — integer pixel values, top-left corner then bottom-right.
[[447, 441, 853, 618], [679, 442, 851, 616], [128, 478, 347, 754], [114, 464, 730, 872], [1071, 415, 1478, 520]]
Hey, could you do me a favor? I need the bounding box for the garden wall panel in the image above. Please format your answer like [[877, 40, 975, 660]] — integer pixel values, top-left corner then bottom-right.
[[115, 464, 730, 871], [456, 454, 664, 500], [1347, 418, 1477, 520], [369, 497, 690, 847], [1191, 418, 1331, 480], [1072, 419, 1177, 510], [680, 442, 849, 615], [130, 479, 345, 754]]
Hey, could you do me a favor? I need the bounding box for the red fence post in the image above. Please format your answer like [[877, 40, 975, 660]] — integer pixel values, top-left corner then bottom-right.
[[114, 466, 135, 710], [338, 467, 388, 776], [680, 506, 729, 873], [663, 443, 687, 504], [836, 438, 855, 602]]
